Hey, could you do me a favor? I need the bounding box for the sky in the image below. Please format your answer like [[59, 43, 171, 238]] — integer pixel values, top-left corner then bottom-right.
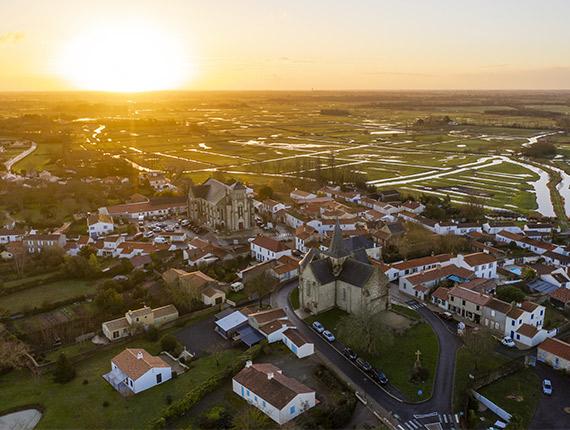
[[1, 0, 570, 91]]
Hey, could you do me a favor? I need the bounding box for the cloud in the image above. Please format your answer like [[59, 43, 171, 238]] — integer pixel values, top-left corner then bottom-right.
[[0, 32, 25, 44]]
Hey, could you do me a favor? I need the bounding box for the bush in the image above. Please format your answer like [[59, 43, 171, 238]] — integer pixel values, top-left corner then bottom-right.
[[166, 394, 173, 405], [145, 326, 159, 342], [102, 401, 110, 408], [82, 379, 89, 385], [160, 334, 182, 355], [53, 353, 76, 384]]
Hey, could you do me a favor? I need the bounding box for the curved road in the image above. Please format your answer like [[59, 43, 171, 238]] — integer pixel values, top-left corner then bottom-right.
[[272, 281, 462, 427]]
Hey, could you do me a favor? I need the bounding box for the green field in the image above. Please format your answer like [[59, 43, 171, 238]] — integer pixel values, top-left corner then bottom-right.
[[0, 337, 241, 429], [0, 279, 94, 314], [1, 91, 569, 215]]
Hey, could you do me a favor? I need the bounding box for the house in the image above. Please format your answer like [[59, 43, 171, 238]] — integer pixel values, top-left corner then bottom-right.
[[102, 305, 179, 341], [400, 201, 425, 214], [307, 218, 357, 235], [549, 287, 570, 310], [290, 189, 317, 203], [379, 221, 406, 239], [383, 254, 453, 282], [448, 286, 490, 323], [399, 265, 474, 301], [294, 225, 319, 253], [503, 301, 551, 348], [537, 338, 570, 371], [482, 221, 522, 235], [0, 228, 24, 244], [459, 278, 497, 294], [23, 233, 67, 253], [452, 253, 497, 279], [101, 197, 188, 221], [377, 189, 401, 202], [87, 213, 114, 238], [250, 236, 292, 262], [188, 178, 254, 233], [281, 328, 314, 358], [431, 287, 450, 311], [214, 310, 250, 339], [270, 255, 301, 282], [524, 223, 555, 234], [104, 348, 171, 394], [232, 361, 317, 425], [202, 286, 226, 306], [260, 199, 287, 216], [284, 210, 308, 229]]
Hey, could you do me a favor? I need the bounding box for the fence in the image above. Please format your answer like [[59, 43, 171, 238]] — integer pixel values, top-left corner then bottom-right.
[[471, 390, 511, 422]]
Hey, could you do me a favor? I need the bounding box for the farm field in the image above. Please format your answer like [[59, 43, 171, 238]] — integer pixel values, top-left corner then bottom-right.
[[1, 91, 570, 216], [0, 279, 94, 315]]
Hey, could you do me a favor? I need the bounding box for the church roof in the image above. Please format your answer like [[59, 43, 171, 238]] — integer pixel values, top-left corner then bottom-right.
[[308, 254, 375, 288], [189, 178, 243, 204], [327, 219, 350, 258]]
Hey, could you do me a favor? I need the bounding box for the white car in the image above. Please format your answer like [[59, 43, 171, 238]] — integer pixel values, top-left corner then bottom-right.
[[542, 379, 552, 395], [501, 337, 516, 348], [230, 282, 244, 292], [154, 236, 167, 244], [143, 231, 154, 238]]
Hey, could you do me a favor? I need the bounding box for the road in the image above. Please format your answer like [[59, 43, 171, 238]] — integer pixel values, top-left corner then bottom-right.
[[4, 141, 37, 172], [272, 281, 462, 429], [529, 363, 570, 430]]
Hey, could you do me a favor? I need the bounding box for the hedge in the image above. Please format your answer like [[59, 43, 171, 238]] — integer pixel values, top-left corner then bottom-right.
[[149, 343, 264, 429]]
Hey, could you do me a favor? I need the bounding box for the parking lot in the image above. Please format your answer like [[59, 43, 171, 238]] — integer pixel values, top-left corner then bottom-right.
[[174, 314, 240, 357]]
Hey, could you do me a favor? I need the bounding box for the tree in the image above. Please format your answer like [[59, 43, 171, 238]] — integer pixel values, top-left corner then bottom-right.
[[336, 308, 394, 355], [160, 334, 182, 355], [0, 336, 30, 370], [247, 272, 278, 306], [257, 185, 274, 201], [231, 406, 271, 430], [53, 353, 76, 384], [463, 328, 495, 372], [88, 253, 101, 274], [94, 288, 124, 315], [496, 285, 526, 303]]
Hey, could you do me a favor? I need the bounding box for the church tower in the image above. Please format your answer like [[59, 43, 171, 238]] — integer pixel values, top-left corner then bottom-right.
[[327, 220, 349, 276]]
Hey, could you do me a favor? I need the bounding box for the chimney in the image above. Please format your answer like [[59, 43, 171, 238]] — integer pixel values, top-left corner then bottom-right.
[[267, 372, 274, 380], [136, 351, 144, 360], [245, 360, 252, 368]]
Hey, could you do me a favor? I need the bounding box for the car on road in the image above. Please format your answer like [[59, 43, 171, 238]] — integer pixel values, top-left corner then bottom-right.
[[370, 369, 389, 385], [322, 330, 335, 342], [343, 347, 357, 361], [143, 231, 154, 238], [542, 379, 552, 395], [312, 321, 325, 333], [180, 219, 190, 227], [440, 311, 454, 321], [355, 358, 372, 372], [501, 336, 516, 348]]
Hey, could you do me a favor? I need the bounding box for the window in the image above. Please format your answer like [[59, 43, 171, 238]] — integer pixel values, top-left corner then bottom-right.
[[156, 373, 162, 384], [290, 405, 296, 415], [241, 386, 244, 397], [247, 389, 250, 397]]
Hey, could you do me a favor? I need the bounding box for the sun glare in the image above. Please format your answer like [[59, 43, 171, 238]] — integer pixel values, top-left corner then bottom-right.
[[58, 22, 192, 92]]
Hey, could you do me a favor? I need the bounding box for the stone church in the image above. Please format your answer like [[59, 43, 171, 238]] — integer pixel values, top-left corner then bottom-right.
[[188, 178, 254, 234], [299, 222, 390, 315]]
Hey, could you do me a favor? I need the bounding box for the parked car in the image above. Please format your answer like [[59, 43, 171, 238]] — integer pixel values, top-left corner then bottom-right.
[[542, 379, 552, 395], [143, 231, 154, 238], [312, 321, 325, 333], [356, 358, 372, 372], [322, 330, 335, 342], [501, 337, 516, 348], [154, 236, 167, 244], [343, 347, 357, 361], [440, 312, 454, 321], [370, 368, 389, 385], [230, 282, 244, 292], [180, 219, 190, 227]]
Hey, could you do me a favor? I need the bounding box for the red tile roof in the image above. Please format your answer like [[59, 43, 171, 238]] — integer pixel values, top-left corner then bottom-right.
[[539, 338, 570, 361]]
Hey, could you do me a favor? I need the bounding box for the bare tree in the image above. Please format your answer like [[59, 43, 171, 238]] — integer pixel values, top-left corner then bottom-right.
[[337, 307, 394, 355], [0, 336, 31, 370]]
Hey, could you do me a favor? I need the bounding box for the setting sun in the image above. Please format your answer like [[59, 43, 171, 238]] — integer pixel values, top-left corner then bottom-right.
[[57, 22, 192, 92]]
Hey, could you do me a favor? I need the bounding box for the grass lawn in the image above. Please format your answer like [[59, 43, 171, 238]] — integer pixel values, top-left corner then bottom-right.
[[453, 347, 509, 410], [390, 304, 421, 321], [2, 272, 60, 289], [0, 279, 95, 314], [479, 368, 541, 429], [226, 290, 248, 303], [0, 339, 242, 429], [305, 307, 438, 401], [290, 286, 300, 310]]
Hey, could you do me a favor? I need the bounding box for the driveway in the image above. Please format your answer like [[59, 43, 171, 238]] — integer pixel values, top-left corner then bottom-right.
[[530, 363, 570, 429], [272, 281, 463, 429], [174, 315, 233, 357]]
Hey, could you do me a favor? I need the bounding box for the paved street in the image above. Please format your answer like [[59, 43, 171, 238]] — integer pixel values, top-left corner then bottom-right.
[[273, 281, 463, 429]]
